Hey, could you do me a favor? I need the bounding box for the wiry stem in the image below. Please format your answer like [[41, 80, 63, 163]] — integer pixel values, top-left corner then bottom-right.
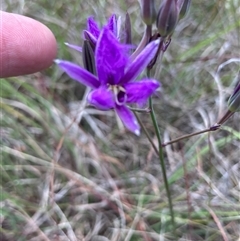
[[162, 124, 221, 147], [134, 111, 159, 155], [147, 68, 175, 230]]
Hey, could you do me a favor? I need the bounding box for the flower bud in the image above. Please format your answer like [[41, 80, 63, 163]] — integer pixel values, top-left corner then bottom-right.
[[140, 0, 157, 25], [82, 40, 96, 75], [124, 12, 132, 44], [156, 0, 179, 37], [228, 82, 240, 112], [83, 31, 97, 51], [217, 81, 240, 125], [177, 0, 191, 20]]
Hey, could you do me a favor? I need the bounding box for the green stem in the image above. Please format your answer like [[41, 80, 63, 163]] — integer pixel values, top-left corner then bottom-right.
[[149, 97, 175, 229], [147, 68, 175, 230], [162, 124, 221, 147]]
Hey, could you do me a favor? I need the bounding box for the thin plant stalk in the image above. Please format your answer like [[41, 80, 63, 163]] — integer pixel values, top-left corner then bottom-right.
[[134, 111, 159, 155], [162, 124, 221, 147], [147, 68, 175, 230]]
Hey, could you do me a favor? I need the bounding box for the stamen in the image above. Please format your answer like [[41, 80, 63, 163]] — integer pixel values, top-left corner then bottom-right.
[[118, 86, 126, 93], [111, 85, 127, 106]]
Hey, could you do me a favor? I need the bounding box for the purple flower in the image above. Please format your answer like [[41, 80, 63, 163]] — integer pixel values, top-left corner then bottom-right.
[[65, 14, 119, 52], [55, 27, 160, 135], [84, 14, 120, 50]]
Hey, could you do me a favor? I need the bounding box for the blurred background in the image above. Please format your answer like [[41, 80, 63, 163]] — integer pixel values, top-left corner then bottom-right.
[[1, 0, 240, 240]]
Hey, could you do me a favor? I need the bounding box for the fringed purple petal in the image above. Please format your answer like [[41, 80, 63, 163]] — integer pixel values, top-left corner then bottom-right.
[[115, 105, 140, 135], [88, 87, 115, 110], [55, 60, 99, 89], [125, 79, 160, 106], [96, 27, 129, 85], [87, 17, 100, 38], [65, 43, 82, 52], [107, 14, 117, 36], [120, 39, 160, 84]]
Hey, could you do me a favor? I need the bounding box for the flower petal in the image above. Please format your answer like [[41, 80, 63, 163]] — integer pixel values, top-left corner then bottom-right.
[[87, 17, 100, 38], [96, 27, 129, 85], [115, 105, 140, 135], [116, 16, 122, 39], [83, 30, 97, 48], [88, 87, 115, 110], [65, 43, 82, 52], [107, 14, 117, 36], [120, 39, 160, 84], [125, 79, 160, 106], [55, 60, 99, 89]]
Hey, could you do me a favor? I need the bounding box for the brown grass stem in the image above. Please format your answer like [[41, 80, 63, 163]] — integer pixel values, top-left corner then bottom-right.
[[162, 124, 221, 147]]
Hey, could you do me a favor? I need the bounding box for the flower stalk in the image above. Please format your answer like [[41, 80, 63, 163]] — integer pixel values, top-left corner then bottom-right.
[[147, 68, 175, 230], [162, 124, 221, 147]]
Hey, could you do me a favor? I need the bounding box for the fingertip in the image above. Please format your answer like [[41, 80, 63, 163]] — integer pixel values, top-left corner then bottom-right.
[[0, 11, 57, 78]]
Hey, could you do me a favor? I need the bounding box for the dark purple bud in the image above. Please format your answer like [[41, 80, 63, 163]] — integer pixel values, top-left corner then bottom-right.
[[140, 0, 156, 25], [217, 79, 240, 125], [83, 30, 97, 51], [177, 0, 191, 19], [156, 0, 179, 37], [124, 12, 132, 45], [228, 81, 240, 112], [82, 40, 96, 75]]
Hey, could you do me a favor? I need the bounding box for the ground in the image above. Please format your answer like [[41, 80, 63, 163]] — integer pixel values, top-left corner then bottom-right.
[[1, 0, 240, 240]]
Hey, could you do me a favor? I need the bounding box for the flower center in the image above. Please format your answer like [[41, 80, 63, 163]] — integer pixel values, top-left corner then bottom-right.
[[108, 84, 127, 106]]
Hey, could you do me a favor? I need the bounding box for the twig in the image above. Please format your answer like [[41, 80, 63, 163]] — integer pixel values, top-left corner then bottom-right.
[[162, 124, 221, 147], [134, 111, 159, 155], [204, 205, 230, 241]]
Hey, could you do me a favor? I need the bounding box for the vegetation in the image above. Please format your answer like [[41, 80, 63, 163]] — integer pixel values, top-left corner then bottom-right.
[[1, 0, 240, 240]]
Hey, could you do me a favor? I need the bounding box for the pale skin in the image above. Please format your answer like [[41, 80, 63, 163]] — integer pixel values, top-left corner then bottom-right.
[[0, 11, 57, 78]]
